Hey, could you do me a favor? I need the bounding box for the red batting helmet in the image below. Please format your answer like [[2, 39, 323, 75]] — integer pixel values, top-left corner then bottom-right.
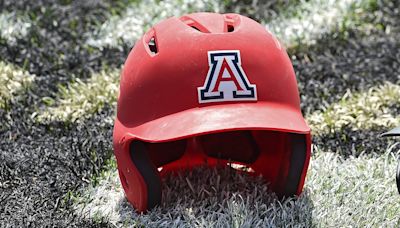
[[113, 12, 311, 212]]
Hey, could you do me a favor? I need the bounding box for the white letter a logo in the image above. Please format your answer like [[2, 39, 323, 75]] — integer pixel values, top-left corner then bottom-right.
[[198, 50, 257, 103]]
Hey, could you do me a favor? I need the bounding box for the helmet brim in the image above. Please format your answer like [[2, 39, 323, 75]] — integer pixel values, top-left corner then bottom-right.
[[115, 102, 310, 143]]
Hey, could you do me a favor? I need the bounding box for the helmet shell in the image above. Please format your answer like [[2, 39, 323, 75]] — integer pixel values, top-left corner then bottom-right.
[[114, 12, 311, 212]]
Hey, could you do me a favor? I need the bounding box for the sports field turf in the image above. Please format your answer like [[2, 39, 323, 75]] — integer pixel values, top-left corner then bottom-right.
[[1, 0, 399, 227]]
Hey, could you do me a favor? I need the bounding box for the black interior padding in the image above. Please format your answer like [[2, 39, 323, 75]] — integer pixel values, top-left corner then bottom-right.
[[282, 133, 307, 197], [396, 159, 400, 194], [147, 140, 187, 167], [130, 141, 162, 210], [200, 131, 260, 164]]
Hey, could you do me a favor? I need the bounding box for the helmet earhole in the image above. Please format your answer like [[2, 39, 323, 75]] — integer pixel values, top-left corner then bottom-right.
[[227, 24, 234, 32], [148, 37, 158, 54]]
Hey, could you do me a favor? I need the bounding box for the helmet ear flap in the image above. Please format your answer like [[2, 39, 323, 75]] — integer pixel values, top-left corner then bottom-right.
[[249, 131, 310, 197], [130, 141, 162, 211], [279, 133, 309, 197]]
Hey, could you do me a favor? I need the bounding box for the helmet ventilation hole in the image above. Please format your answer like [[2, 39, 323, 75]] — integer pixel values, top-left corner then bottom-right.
[[227, 24, 234, 32], [191, 26, 201, 32], [148, 37, 158, 54], [180, 16, 210, 33]]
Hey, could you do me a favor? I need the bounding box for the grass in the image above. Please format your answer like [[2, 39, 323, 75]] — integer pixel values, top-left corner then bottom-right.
[[86, 0, 222, 49], [88, 0, 379, 50], [307, 82, 400, 135], [37, 69, 120, 123], [307, 146, 400, 226], [266, 0, 380, 50], [74, 147, 400, 227], [0, 61, 34, 110], [0, 11, 32, 44], [1, 0, 399, 226]]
